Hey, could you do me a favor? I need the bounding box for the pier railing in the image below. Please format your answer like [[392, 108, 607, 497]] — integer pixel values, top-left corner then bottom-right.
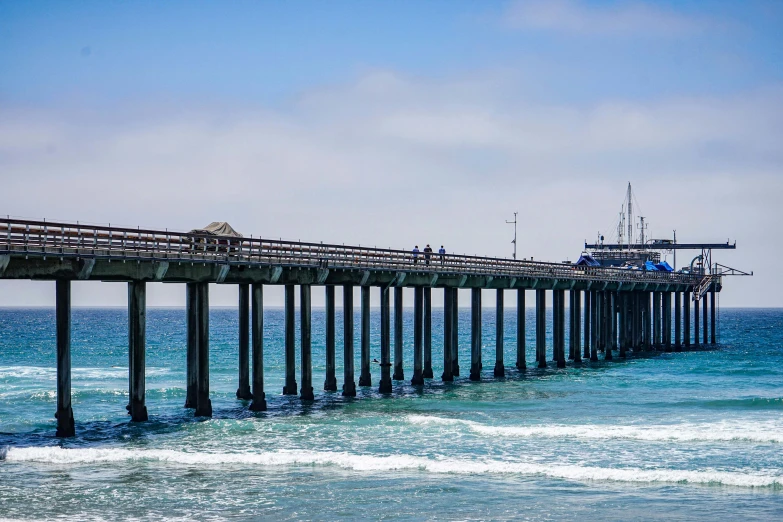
[[0, 218, 701, 286]]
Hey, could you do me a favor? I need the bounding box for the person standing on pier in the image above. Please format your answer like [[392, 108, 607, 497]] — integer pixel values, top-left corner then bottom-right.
[[412, 245, 420, 264], [439, 245, 446, 265], [424, 244, 432, 265]]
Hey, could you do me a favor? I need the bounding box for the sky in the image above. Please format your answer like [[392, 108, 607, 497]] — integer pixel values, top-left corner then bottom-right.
[[1, 0, 781, 307]]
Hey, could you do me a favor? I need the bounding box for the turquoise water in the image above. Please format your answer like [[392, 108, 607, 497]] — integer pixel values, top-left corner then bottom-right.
[[1, 305, 782, 521]]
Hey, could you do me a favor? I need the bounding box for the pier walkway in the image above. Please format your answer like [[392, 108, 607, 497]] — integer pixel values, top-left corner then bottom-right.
[[0, 218, 721, 437]]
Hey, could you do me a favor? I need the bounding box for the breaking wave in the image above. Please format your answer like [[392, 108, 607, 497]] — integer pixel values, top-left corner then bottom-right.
[[4, 446, 781, 488]]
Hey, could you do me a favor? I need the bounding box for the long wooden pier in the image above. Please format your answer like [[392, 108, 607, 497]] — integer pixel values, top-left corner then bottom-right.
[[0, 218, 721, 437]]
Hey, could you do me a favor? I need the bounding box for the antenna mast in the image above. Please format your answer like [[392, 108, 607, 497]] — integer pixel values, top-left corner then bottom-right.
[[506, 212, 518, 260], [627, 182, 633, 249]]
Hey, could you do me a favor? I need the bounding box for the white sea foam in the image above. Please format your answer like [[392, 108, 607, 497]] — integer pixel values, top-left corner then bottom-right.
[[405, 415, 783, 444], [4, 446, 780, 488], [0, 365, 170, 380]]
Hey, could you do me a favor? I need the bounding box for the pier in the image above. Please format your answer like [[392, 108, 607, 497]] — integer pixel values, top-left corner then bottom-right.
[[0, 218, 724, 437]]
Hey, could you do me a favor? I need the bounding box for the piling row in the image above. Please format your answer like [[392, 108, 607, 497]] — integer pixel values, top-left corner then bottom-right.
[[46, 284, 719, 436]]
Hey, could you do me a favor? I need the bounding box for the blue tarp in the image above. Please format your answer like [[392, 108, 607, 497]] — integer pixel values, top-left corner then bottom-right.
[[644, 261, 659, 271], [576, 254, 600, 267], [655, 261, 674, 272]]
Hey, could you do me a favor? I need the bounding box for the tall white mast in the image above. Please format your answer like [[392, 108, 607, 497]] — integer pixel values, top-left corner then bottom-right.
[[627, 183, 633, 249]]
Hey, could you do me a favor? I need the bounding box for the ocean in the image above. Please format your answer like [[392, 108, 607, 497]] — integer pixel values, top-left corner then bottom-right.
[[1, 306, 782, 521]]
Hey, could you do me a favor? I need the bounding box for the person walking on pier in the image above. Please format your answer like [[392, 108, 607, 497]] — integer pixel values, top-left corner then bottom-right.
[[424, 244, 432, 265], [439, 245, 446, 265], [412, 245, 420, 265]]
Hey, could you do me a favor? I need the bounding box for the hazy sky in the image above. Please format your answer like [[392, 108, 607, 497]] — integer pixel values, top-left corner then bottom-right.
[[1, 0, 781, 307]]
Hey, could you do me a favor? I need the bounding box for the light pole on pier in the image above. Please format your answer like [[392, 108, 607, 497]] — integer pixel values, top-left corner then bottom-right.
[[506, 212, 518, 260]]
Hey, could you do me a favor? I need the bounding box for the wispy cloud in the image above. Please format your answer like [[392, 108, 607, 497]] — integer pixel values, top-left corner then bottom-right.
[[504, 0, 708, 36]]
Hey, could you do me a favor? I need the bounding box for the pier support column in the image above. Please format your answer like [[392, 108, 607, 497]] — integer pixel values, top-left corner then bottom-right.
[[573, 290, 582, 363], [536, 289, 547, 368], [185, 283, 198, 409], [568, 291, 575, 360], [55, 280, 75, 437], [324, 286, 338, 391], [250, 283, 267, 411], [128, 281, 148, 422], [552, 290, 560, 363], [236, 284, 252, 400], [470, 288, 482, 381], [684, 291, 691, 349], [423, 287, 433, 378], [611, 292, 618, 354], [557, 290, 567, 367], [452, 289, 460, 376], [604, 292, 613, 361], [412, 287, 424, 385], [590, 291, 599, 361], [359, 286, 372, 387], [583, 290, 591, 360], [703, 291, 709, 345], [494, 289, 505, 377], [710, 289, 716, 345], [595, 291, 603, 354], [516, 289, 526, 370], [674, 291, 682, 352], [342, 285, 357, 397], [283, 284, 298, 395], [442, 288, 454, 382], [195, 282, 212, 417], [694, 297, 700, 347], [300, 285, 314, 400], [663, 292, 672, 351], [619, 293, 627, 358], [379, 288, 392, 393], [645, 293, 653, 351], [653, 292, 661, 349], [393, 287, 404, 381]]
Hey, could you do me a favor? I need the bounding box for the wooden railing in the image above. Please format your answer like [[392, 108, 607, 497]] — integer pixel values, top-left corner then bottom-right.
[[0, 218, 702, 286]]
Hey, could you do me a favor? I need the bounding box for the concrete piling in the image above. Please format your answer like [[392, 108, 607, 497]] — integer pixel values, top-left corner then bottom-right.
[[603, 292, 614, 361], [618, 292, 627, 358], [536, 289, 547, 368], [452, 289, 459, 376], [694, 297, 700, 347], [423, 287, 433, 378], [250, 283, 267, 411], [516, 289, 526, 370], [300, 285, 314, 400], [568, 291, 575, 360], [710, 289, 716, 345], [283, 284, 298, 395], [470, 288, 482, 381], [583, 290, 591, 360], [55, 279, 75, 437], [324, 286, 338, 392], [412, 286, 424, 385], [494, 289, 505, 377], [442, 287, 454, 382], [556, 289, 566, 367], [573, 290, 582, 363], [379, 288, 392, 393], [674, 291, 682, 351], [663, 292, 672, 351], [590, 291, 598, 362], [684, 290, 691, 349], [359, 286, 371, 387], [195, 282, 212, 417], [703, 291, 709, 345], [653, 291, 661, 349], [393, 287, 404, 381], [236, 283, 252, 400], [342, 285, 357, 397], [185, 282, 198, 409], [128, 281, 148, 422]]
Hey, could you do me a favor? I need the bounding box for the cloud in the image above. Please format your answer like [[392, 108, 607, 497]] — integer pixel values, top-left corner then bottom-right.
[[0, 71, 781, 306], [504, 0, 707, 36]]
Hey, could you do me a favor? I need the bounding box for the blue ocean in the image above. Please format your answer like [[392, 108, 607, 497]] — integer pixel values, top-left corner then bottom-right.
[[1, 305, 782, 521]]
